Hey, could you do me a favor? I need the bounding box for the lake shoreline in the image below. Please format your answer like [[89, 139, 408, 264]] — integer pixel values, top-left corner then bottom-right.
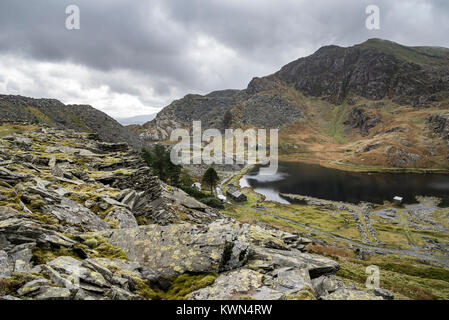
[[278, 156, 449, 174], [239, 161, 449, 206]]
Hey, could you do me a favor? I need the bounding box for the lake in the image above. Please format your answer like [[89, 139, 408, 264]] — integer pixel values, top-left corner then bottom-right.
[[239, 162, 449, 206]]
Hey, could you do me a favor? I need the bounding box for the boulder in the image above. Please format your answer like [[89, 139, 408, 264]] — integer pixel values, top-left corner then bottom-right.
[[46, 256, 109, 288], [323, 288, 382, 300], [42, 198, 110, 232], [249, 225, 289, 250], [250, 246, 340, 278], [344, 107, 381, 135], [8, 243, 35, 273], [271, 267, 312, 293], [188, 267, 315, 300], [104, 207, 138, 229], [0, 250, 11, 277], [17, 278, 51, 296], [33, 286, 75, 300], [373, 288, 395, 300], [188, 269, 264, 300], [99, 220, 251, 277], [311, 274, 345, 297]]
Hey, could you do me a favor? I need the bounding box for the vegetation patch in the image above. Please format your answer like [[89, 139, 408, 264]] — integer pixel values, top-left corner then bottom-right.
[[26, 107, 55, 126], [0, 272, 42, 296], [76, 234, 129, 260], [136, 273, 217, 300], [335, 255, 449, 300], [307, 244, 355, 259], [32, 247, 82, 265]]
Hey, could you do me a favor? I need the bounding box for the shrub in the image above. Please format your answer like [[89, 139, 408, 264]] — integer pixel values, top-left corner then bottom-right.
[[181, 186, 207, 200], [200, 197, 225, 209]]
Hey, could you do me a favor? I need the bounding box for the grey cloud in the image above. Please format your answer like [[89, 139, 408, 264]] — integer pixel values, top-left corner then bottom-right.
[[0, 0, 448, 117]]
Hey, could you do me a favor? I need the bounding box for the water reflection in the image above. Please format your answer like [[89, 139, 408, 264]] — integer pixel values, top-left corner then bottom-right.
[[239, 162, 449, 206]]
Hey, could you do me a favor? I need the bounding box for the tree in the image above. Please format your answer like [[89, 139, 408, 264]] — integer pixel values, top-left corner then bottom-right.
[[223, 110, 233, 129], [141, 145, 181, 185], [202, 167, 219, 195], [180, 175, 194, 188]]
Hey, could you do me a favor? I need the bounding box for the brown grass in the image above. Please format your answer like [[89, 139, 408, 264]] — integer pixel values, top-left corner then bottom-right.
[[306, 244, 355, 259]]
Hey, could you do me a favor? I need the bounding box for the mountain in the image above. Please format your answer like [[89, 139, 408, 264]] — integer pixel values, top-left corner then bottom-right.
[[115, 113, 157, 126], [130, 39, 449, 170], [1, 124, 447, 300], [0, 123, 383, 300], [0, 95, 142, 149]]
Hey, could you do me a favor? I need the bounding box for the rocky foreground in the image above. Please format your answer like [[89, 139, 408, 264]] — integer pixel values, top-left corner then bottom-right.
[[0, 124, 391, 300]]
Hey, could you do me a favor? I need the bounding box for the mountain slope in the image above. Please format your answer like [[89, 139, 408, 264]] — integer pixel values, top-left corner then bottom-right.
[[1, 123, 396, 301], [131, 39, 449, 170], [0, 95, 142, 149]]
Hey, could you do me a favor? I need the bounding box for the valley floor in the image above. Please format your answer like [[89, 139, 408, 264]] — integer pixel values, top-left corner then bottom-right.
[[219, 166, 449, 300]]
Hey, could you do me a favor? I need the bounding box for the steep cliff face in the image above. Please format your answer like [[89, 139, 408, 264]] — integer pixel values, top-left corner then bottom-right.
[[274, 40, 449, 104], [0, 95, 142, 149]]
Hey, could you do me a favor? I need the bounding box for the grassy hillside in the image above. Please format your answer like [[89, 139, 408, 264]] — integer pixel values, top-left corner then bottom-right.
[[357, 38, 449, 69]]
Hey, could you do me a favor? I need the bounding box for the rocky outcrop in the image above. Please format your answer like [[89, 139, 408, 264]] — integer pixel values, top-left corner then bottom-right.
[[426, 112, 449, 144], [132, 38, 449, 163], [0, 95, 142, 149], [240, 94, 303, 128], [0, 124, 397, 300], [385, 146, 421, 167], [344, 107, 381, 135], [98, 220, 250, 277], [276, 39, 449, 104], [249, 246, 340, 278]]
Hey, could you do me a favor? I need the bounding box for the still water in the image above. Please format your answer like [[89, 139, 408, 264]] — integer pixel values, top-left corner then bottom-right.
[[239, 162, 449, 206]]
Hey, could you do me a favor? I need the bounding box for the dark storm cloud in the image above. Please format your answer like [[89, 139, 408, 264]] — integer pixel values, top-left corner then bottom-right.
[[0, 0, 448, 117]]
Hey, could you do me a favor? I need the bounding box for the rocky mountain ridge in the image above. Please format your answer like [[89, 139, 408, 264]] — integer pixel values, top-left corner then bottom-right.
[[0, 95, 142, 149], [129, 39, 449, 170], [131, 39, 449, 143], [0, 124, 391, 300]]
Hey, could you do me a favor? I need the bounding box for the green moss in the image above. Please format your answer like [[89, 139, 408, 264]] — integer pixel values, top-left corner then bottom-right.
[[0, 272, 42, 296], [31, 247, 82, 265], [135, 279, 164, 300], [25, 107, 54, 126], [67, 112, 92, 133], [104, 218, 119, 229], [78, 234, 128, 260], [135, 272, 217, 300], [98, 206, 116, 219], [285, 285, 316, 300], [83, 238, 99, 249], [163, 273, 217, 300], [136, 216, 151, 226], [31, 212, 59, 226], [21, 194, 46, 212]]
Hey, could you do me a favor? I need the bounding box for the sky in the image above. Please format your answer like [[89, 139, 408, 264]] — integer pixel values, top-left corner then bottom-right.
[[0, 0, 448, 119]]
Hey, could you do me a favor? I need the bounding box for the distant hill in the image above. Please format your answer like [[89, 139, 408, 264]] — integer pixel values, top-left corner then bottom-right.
[[130, 38, 449, 170], [116, 113, 157, 126], [0, 94, 142, 149]]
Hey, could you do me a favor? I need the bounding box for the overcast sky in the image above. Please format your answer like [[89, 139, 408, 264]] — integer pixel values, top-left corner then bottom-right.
[[0, 0, 448, 118]]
